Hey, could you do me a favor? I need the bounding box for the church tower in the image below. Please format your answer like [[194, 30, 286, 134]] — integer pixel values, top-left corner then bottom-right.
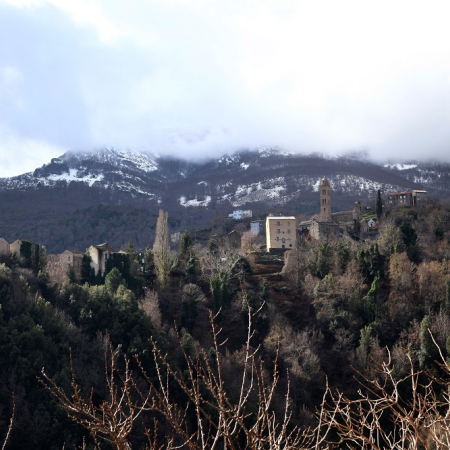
[[320, 178, 332, 220]]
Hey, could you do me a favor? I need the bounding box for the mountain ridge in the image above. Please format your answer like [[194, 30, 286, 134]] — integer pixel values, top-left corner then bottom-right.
[[1, 147, 449, 253]]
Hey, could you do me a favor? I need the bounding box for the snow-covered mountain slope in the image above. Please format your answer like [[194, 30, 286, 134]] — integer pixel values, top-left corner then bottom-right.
[[1, 148, 448, 210], [2, 147, 449, 253]]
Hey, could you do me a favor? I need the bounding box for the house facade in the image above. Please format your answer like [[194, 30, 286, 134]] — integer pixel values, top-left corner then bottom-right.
[[387, 190, 427, 208], [9, 239, 40, 267], [88, 243, 116, 275], [250, 220, 265, 235], [0, 238, 9, 256], [266, 216, 296, 251], [62, 250, 84, 280]]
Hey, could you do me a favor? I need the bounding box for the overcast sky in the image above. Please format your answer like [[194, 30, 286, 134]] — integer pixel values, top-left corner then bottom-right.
[[1, 0, 450, 177]]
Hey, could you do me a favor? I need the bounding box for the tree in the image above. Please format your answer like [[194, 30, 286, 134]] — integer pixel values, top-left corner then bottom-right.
[[376, 189, 383, 219], [126, 239, 138, 262], [178, 230, 193, 258], [41, 301, 310, 450], [105, 267, 125, 294], [143, 249, 156, 286], [153, 210, 171, 289], [419, 315, 438, 368]]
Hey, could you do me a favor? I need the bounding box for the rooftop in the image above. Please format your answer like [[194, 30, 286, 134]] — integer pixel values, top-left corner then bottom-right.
[[267, 216, 296, 220]]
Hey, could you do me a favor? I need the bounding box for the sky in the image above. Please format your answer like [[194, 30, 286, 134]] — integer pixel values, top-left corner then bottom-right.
[[1, 0, 450, 177]]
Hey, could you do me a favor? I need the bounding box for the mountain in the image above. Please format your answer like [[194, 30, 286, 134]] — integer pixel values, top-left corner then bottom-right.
[[1, 148, 449, 253]]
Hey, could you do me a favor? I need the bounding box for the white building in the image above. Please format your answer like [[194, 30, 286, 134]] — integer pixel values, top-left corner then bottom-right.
[[250, 220, 264, 235], [229, 210, 252, 220]]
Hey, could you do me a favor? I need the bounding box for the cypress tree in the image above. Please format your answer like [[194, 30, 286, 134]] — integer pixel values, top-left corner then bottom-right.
[[376, 189, 383, 219]]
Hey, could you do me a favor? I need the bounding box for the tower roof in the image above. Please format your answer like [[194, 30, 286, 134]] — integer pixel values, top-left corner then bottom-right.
[[320, 178, 330, 186]]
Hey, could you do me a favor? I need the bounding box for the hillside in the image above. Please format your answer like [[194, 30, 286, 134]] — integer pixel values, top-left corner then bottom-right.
[[1, 148, 449, 253]]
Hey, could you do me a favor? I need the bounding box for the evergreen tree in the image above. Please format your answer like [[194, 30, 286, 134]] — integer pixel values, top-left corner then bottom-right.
[[105, 267, 125, 294], [179, 230, 193, 258], [143, 249, 156, 286], [419, 315, 437, 368], [207, 238, 219, 256], [126, 239, 138, 262], [376, 189, 383, 220], [67, 265, 77, 284], [81, 254, 94, 284]]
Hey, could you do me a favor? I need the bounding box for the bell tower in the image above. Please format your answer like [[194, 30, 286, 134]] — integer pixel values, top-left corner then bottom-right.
[[320, 178, 331, 220]]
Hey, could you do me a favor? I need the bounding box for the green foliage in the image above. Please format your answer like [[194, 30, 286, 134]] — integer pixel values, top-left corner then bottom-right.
[[67, 265, 77, 284], [357, 243, 385, 282], [81, 254, 94, 284], [418, 315, 438, 368], [359, 325, 374, 354], [179, 230, 193, 257], [0, 263, 12, 304], [334, 241, 351, 274], [310, 242, 332, 279], [363, 276, 379, 324], [38, 246, 48, 271], [446, 279, 450, 313], [400, 222, 418, 248], [19, 240, 37, 269], [376, 189, 382, 219], [105, 252, 131, 281], [105, 267, 125, 293], [126, 239, 138, 262], [210, 273, 230, 314], [143, 249, 156, 286], [207, 238, 219, 256], [180, 285, 199, 333]]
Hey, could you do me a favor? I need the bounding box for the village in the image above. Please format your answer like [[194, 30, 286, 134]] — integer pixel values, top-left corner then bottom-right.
[[0, 180, 427, 285]]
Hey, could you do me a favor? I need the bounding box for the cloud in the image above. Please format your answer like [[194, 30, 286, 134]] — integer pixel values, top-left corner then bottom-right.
[[1, 0, 450, 176]]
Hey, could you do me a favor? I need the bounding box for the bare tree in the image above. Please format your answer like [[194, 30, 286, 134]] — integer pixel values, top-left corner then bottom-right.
[[313, 336, 450, 450], [40, 301, 312, 449], [139, 290, 163, 332], [153, 210, 171, 289]]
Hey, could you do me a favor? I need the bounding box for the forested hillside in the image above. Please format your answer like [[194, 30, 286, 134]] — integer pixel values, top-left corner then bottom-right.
[[1, 199, 450, 448]]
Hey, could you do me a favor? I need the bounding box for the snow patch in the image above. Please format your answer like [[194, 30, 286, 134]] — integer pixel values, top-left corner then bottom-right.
[[47, 169, 105, 187], [179, 196, 211, 207], [384, 163, 418, 170]]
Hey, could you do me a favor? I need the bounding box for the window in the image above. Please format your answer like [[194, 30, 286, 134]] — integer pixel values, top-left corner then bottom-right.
[[277, 229, 280, 234], [287, 229, 290, 234], [282, 238, 285, 243], [276, 237, 279, 241], [276, 221, 280, 226], [287, 222, 290, 226]]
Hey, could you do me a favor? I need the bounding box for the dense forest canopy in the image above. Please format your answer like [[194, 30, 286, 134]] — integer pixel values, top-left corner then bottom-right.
[[1, 199, 450, 448]]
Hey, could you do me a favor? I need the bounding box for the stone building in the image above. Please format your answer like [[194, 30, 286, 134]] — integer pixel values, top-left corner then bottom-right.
[[9, 239, 40, 267], [298, 179, 369, 241], [266, 216, 296, 251], [212, 230, 242, 251], [0, 238, 9, 256], [87, 242, 116, 275], [47, 250, 84, 285], [61, 250, 84, 280], [320, 178, 332, 220], [387, 190, 427, 207], [299, 178, 342, 240]]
